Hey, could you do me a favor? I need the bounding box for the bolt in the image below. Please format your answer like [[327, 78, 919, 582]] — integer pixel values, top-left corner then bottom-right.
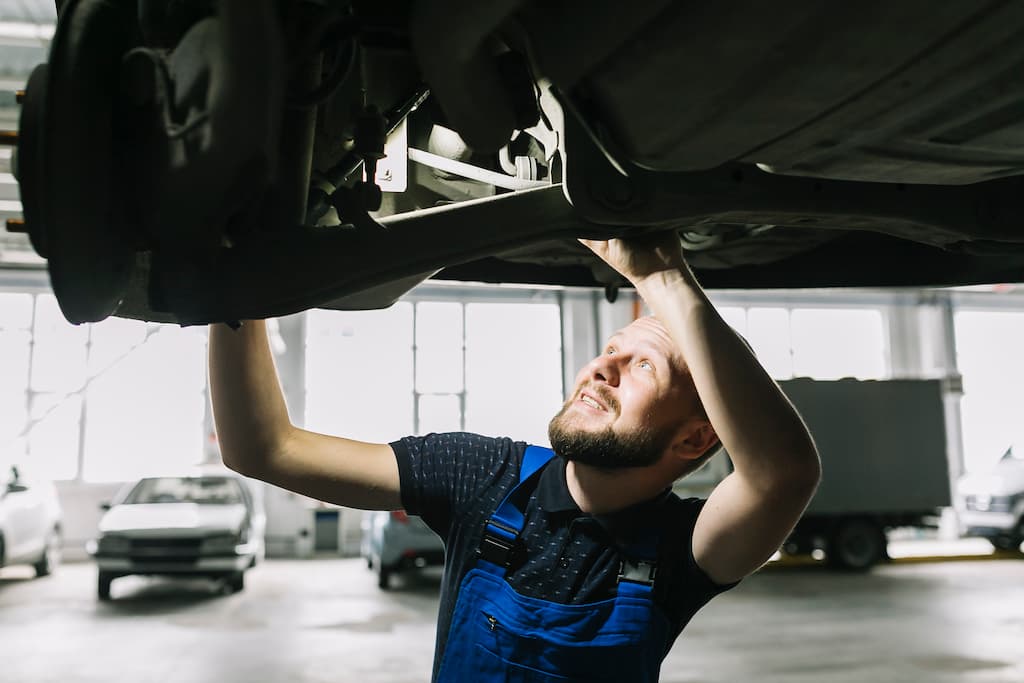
[[0, 130, 17, 146], [15, 90, 24, 104], [6, 218, 27, 233]]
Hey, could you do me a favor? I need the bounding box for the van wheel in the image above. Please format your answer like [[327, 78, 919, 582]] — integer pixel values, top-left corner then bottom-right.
[[827, 518, 886, 571], [989, 536, 1023, 552], [97, 572, 114, 601], [33, 528, 62, 577]]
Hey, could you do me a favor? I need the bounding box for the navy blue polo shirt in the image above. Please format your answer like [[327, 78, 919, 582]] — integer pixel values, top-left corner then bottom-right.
[[392, 432, 737, 681]]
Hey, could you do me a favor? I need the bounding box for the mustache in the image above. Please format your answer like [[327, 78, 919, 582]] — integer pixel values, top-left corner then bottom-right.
[[577, 384, 619, 412]]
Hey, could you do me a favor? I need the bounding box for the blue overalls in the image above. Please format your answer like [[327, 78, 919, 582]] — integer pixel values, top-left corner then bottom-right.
[[436, 446, 671, 682]]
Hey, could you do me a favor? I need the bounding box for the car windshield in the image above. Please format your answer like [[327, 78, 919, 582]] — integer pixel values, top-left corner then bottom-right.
[[124, 477, 245, 505]]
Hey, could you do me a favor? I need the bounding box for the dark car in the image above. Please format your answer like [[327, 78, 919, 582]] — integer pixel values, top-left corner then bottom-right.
[[11, 2, 1024, 323]]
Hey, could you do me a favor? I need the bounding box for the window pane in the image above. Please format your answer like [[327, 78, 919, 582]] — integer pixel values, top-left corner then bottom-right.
[[416, 302, 463, 348], [717, 306, 748, 337], [465, 303, 562, 446], [746, 308, 793, 379], [0, 329, 30, 441], [416, 303, 464, 393], [790, 308, 886, 380], [305, 305, 414, 443], [417, 345, 464, 394], [88, 316, 149, 374], [418, 394, 462, 434], [955, 311, 1024, 474], [0, 292, 33, 329], [30, 295, 87, 393], [28, 393, 81, 481], [83, 327, 207, 482]]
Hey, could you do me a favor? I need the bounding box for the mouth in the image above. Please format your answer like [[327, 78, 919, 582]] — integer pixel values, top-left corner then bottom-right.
[[576, 390, 609, 413]]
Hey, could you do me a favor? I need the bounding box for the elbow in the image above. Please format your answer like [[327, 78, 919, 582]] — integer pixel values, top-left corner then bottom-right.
[[218, 429, 286, 479], [793, 440, 822, 496]]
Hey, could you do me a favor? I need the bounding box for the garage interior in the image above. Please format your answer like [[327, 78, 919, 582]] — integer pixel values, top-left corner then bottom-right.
[[2, 3, 1024, 683]]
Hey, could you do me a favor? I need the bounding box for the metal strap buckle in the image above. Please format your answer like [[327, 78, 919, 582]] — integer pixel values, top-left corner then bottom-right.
[[476, 519, 519, 568], [618, 558, 657, 586]]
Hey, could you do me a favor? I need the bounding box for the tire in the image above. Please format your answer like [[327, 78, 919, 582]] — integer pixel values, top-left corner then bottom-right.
[[33, 528, 62, 577], [227, 571, 245, 592], [826, 518, 886, 571], [97, 571, 114, 601], [377, 564, 391, 590], [988, 536, 1023, 552]]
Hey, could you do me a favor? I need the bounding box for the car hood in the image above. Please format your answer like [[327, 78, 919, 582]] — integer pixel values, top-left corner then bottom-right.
[[98, 503, 248, 536]]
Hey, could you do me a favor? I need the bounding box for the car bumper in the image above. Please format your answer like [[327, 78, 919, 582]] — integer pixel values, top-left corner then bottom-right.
[[960, 510, 1017, 534], [378, 533, 444, 568], [89, 540, 259, 575], [93, 555, 253, 574]]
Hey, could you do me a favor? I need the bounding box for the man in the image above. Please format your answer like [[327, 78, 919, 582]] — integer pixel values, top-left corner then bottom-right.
[[209, 233, 821, 682]]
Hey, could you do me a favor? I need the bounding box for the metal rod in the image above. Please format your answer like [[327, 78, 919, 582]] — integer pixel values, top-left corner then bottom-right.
[[6, 218, 26, 233], [325, 86, 431, 188], [0, 131, 18, 146]]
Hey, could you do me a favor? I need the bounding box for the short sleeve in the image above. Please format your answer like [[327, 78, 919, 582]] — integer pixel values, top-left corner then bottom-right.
[[659, 497, 740, 641], [390, 432, 521, 539]]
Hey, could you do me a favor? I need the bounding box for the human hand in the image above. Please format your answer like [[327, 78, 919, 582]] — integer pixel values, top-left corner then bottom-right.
[[578, 231, 688, 286]]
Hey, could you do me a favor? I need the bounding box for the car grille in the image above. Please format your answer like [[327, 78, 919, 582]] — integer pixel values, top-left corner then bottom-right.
[[128, 537, 202, 563], [964, 495, 1013, 513]]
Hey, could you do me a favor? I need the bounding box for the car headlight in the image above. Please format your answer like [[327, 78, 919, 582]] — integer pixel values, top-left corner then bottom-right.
[[201, 532, 246, 554], [97, 535, 131, 555]]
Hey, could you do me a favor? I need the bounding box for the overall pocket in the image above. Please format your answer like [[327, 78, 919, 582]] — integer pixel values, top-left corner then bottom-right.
[[475, 610, 651, 683]]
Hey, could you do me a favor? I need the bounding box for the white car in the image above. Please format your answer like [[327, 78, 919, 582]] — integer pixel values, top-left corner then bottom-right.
[[958, 446, 1024, 552], [88, 469, 265, 600], [0, 463, 62, 577]]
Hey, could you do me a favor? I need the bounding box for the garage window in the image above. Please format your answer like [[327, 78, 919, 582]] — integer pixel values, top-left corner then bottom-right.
[[304, 297, 563, 448], [954, 311, 1024, 473], [0, 292, 207, 482], [716, 305, 887, 380]]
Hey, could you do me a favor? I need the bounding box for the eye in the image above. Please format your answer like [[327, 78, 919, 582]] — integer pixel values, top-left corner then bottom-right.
[[638, 360, 654, 371], [605, 346, 616, 355]]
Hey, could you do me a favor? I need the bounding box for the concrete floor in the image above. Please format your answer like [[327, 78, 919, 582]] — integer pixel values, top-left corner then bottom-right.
[[1, 557, 1022, 683]]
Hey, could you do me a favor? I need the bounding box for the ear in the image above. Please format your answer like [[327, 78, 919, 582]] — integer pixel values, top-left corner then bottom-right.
[[671, 420, 719, 461]]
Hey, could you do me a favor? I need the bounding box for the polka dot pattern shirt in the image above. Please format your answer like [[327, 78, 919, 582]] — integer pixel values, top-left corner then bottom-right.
[[392, 432, 738, 681]]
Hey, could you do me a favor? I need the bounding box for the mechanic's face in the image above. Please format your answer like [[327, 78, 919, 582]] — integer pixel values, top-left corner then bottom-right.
[[548, 317, 699, 469]]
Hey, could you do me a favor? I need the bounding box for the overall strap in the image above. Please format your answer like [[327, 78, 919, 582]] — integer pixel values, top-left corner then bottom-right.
[[617, 528, 660, 591], [477, 446, 555, 573]]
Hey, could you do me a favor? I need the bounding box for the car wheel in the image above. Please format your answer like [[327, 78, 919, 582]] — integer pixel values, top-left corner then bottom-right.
[[97, 571, 114, 601], [227, 571, 245, 593], [377, 564, 391, 590], [826, 518, 887, 571], [33, 528, 62, 577]]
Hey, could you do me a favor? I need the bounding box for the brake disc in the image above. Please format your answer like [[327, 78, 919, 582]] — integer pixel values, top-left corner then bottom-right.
[[18, 0, 136, 324]]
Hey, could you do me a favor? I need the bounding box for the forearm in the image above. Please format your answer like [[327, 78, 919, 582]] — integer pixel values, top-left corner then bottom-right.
[[635, 267, 820, 489], [208, 320, 294, 473]]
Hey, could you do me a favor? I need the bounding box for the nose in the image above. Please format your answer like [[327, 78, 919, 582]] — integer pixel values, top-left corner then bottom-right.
[[588, 353, 620, 386]]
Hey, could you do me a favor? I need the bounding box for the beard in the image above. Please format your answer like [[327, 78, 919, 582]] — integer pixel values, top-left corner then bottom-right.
[[547, 402, 673, 469]]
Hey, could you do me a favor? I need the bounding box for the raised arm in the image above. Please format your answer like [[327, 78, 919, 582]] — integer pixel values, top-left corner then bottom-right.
[[208, 320, 401, 510], [580, 234, 821, 585]]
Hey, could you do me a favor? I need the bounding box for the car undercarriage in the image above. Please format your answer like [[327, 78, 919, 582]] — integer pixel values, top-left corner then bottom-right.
[[10, 0, 1024, 325]]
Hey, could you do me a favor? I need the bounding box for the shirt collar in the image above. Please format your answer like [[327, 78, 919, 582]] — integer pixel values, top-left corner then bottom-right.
[[536, 457, 579, 513], [536, 457, 674, 522]]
